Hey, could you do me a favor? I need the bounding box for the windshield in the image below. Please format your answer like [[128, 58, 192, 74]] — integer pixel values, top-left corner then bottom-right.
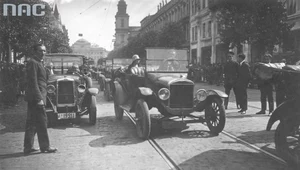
[[113, 58, 132, 69], [146, 48, 188, 73], [44, 55, 83, 75]]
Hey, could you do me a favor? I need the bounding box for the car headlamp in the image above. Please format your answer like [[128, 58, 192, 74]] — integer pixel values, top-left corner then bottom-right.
[[77, 84, 86, 93], [47, 85, 56, 93], [158, 88, 170, 100], [196, 89, 207, 101]]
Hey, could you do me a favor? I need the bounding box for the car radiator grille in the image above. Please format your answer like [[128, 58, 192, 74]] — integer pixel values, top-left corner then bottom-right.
[[57, 81, 74, 104], [170, 84, 193, 108]]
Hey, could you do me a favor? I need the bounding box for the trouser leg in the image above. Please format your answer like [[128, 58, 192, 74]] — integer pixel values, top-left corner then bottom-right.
[[233, 85, 239, 107], [266, 86, 274, 112], [240, 87, 248, 110], [260, 88, 267, 111], [24, 102, 37, 150], [35, 105, 50, 150], [224, 84, 232, 107]]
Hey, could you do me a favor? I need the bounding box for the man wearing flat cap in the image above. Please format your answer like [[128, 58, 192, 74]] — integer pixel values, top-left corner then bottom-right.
[[223, 51, 239, 109], [256, 53, 274, 115]]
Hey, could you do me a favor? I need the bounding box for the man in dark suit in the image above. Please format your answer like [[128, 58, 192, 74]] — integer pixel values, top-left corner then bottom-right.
[[24, 44, 57, 155], [236, 54, 252, 114], [223, 51, 239, 109], [256, 54, 274, 115]]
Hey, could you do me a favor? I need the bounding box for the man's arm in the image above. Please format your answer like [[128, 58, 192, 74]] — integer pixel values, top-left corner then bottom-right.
[[27, 60, 43, 103]]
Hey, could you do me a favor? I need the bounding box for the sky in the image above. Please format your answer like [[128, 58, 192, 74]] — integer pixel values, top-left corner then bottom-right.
[[43, 0, 164, 51]]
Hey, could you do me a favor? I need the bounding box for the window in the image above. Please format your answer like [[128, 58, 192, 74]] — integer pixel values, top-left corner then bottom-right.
[[121, 34, 125, 43], [208, 21, 212, 37], [121, 19, 124, 27], [192, 27, 195, 41], [202, 0, 206, 9], [202, 23, 206, 38], [288, 0, 297, 15], [195, 26, 198, 41]]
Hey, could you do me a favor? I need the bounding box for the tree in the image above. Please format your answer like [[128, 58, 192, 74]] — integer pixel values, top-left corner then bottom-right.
[[0, 0, 72, 62], [210, 0, 292, 55], [157, 22, 186, 48]]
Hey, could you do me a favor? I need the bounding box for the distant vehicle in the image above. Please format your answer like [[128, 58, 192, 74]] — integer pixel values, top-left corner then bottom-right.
[[113, 48, 227, 139], [44, 53, 99, 126]]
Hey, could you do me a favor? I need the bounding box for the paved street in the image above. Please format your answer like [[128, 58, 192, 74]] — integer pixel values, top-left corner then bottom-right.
[[0, 81, 291, 170]]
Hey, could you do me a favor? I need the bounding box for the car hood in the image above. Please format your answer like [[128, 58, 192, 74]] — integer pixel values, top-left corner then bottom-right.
[[147, 73, 193, 87], [48, 74, 81, 83]]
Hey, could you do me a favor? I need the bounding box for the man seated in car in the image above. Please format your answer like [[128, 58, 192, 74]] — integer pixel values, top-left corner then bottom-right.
[[126, 54, 142, 75], [67, 63, 80, 74]]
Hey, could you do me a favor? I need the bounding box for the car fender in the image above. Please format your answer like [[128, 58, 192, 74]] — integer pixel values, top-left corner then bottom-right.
[[114, 81, 128, 105], [138, 87, 153, 96], [206, 89, 228, 98], [87, 88, 99, 96], [266, 99, 300, 131]]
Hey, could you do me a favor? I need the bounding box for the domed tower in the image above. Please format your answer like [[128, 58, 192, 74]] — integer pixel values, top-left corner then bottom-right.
[[114, 0, 129, 49]]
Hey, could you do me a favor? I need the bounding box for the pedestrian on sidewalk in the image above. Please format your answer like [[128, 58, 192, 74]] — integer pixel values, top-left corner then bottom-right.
[[236, 54, 252, 114], [223, 51, 239, 109], [23, 44, 57, 155], [256, 54, 274, 115]]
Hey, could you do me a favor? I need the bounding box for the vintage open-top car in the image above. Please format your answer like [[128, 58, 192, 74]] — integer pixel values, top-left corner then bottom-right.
[[44, 53, 99, 126], [103, 58, 132, 101], [97, 59, 112, 92], [113, 48, 227, 139]]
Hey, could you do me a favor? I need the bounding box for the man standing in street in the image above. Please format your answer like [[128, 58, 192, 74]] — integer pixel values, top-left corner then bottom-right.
[[236, 54, 252, 114], [256, 54, 274, 115], [24, 44, 57, 155], [223, 51, 239, 109]]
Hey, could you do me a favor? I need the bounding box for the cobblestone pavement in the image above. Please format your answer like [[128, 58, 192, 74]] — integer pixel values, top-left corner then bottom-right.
[[0, 81, 293, 170]]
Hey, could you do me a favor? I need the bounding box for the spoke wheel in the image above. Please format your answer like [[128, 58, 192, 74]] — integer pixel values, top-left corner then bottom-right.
[[275, 118, 300, 167], [88, 96, 97, 125], [114, 85, 124, 120], [205, 97, 226, 134], [135, 99, 151, 139]]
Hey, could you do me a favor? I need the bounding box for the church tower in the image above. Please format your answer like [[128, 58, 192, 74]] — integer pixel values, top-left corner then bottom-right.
[[114, 0, 130, 50]]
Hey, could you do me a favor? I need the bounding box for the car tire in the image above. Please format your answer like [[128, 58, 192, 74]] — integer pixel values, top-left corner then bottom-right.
[[114, 86, 124, 120], [88, 96, 97, 125], [99, 78, 104, 91], [135, 99, 151, 140], [275, 120, 300, 167], [47, 112, 57, 127], [104, 82, 111, 101], [205, 96, 226, 135]]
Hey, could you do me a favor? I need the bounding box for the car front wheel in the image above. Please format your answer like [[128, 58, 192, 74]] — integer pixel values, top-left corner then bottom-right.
[[89, 96, 97, 125], [205, 96, 226, 135], [135, 99, 151, 139]]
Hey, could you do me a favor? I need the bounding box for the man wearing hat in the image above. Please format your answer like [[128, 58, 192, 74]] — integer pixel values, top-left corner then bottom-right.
[[223, 51, 239, 109], [126, 54, 141, 74], [256, 54, 274, 114]]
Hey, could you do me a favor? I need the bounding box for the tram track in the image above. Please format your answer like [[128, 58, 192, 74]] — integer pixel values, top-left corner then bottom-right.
[[123, 110, 182, 170], [124, 108, 288, 169]]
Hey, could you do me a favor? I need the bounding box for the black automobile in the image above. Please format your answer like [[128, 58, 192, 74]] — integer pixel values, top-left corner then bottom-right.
[[113, 48, 227, 139], [103, 58, 131, 101], [44, 53, 98, 126]]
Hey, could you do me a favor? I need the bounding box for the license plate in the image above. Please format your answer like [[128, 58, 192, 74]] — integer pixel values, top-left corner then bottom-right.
[[57, 113, 76, 120]]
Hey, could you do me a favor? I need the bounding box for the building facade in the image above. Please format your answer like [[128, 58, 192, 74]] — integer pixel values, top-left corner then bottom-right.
[[190, 0, 235, 65], [114, 0, 140, 49], [140, 0, 190, 48], [285, 0, 300, 52], [71, 39, 108, 65]]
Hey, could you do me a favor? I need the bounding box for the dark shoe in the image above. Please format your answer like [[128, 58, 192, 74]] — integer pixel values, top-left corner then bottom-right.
[[24, 148, 39, 155], [238, 109, 243, 113], [225, 105, 228, 110], [41, 147, 57, 153], [241, 110, 246, 114], [256, 111, 265, 115]]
